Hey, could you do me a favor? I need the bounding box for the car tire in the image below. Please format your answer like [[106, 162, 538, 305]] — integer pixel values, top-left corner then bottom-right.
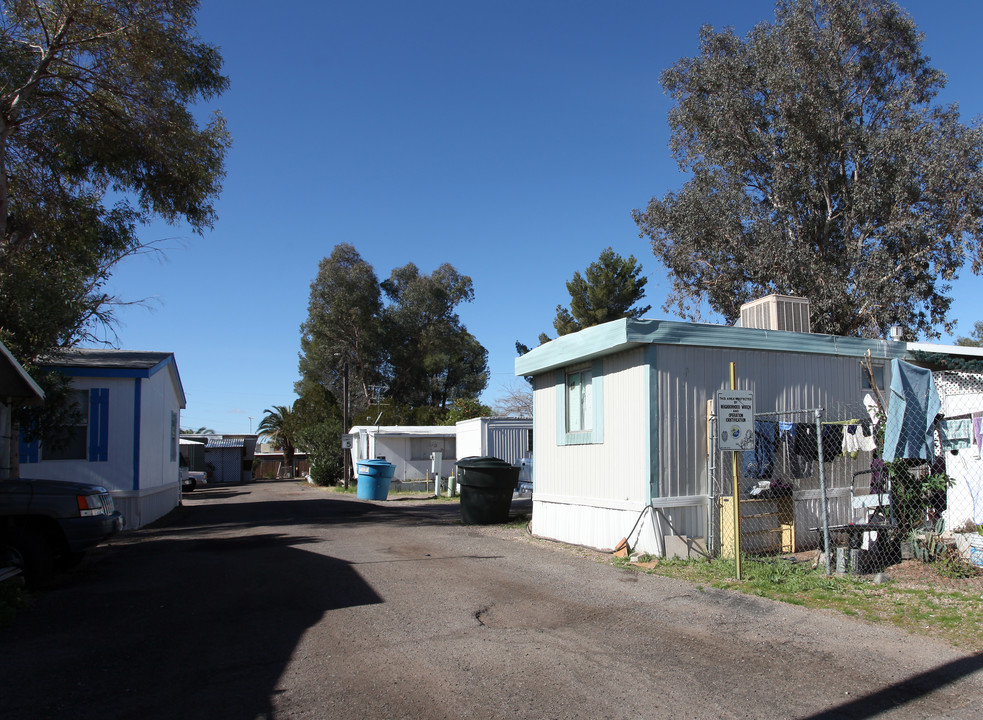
[[182, 477, 196, 493], [2, 527, 56, 590]]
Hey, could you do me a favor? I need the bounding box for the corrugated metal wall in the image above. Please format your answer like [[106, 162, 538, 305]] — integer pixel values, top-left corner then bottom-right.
[[656, 344, 892, 550], [657, 345, 891, 494], [485, 423, 531, 465]]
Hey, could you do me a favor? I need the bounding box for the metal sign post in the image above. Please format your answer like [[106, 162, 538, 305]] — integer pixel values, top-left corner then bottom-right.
[[715, 364, 754, 580]]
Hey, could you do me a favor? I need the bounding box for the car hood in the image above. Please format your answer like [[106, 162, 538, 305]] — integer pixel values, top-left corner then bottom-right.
[[0, 478, 111, 496]]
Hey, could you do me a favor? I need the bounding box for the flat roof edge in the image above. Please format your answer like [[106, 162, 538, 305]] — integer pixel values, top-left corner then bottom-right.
[[515, 317, 910, 376]]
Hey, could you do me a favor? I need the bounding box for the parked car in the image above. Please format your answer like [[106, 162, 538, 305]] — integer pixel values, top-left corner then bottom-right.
[[180, 468, 207, 493], [0, 478, 123, 588], [184, 470, 207, 492]]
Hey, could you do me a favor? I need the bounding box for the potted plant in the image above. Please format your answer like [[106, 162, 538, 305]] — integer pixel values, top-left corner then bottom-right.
[[952, 519, 983, 568]]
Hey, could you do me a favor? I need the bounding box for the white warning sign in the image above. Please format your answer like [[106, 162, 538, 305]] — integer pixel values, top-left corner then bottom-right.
[[715, 390, 755, 451]]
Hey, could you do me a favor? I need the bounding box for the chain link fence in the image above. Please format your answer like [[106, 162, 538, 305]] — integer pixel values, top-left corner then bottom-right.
[[713, 363, 983, 578]]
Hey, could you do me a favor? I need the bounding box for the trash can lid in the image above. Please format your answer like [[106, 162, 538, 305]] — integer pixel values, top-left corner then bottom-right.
[[455, 456, 514, 469], [357, 458, 394, 467]]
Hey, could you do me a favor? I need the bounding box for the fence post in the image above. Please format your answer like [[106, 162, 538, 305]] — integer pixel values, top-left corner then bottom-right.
[[815, 408, 832, 575], [730, 362, 743, 580]]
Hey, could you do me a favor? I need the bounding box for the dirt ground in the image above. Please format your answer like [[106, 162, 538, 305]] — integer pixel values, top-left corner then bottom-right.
[[783, 548, 983, 592]]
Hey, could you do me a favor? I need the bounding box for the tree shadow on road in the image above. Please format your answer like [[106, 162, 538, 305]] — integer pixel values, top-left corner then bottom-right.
[[799, 652, 983, 719], [0, 532, 381, 720]]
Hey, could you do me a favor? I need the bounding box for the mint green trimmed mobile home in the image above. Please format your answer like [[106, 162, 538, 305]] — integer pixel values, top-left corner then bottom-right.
[[515, 308, 917, 556]]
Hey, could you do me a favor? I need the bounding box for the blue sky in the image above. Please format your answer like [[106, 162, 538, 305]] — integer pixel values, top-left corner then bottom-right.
[[103, 1, 983, 434]]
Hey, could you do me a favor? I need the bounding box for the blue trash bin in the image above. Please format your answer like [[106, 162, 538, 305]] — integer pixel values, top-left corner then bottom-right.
[[356, 459, 396, 500]]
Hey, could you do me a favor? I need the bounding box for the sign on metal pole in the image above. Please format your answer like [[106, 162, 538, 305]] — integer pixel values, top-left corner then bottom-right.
[[715, 390, 755, 451], [719, 372, 753, 581], [341, 433, 354, 450]]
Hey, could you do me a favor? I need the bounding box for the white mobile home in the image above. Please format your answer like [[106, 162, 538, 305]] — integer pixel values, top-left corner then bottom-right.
[[455, 416, 532, 465], [20, 349, 185, 529], [348, 425, 457, 483], [515, 314, 915, 555]]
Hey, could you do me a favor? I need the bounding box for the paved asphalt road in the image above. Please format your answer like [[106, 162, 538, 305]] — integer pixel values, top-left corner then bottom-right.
[[1, 479, 982, 720]]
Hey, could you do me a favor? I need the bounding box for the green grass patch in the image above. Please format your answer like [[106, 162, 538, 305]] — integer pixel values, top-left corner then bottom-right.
[[618, 554, 983, 651]]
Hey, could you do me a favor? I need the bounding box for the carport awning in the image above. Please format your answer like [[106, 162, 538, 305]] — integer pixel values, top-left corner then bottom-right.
[[205, 439, 244, 449]]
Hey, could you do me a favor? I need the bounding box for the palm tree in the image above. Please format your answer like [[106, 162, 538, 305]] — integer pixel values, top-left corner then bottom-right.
[[181, 426, 216, 435], [256, 404, 298, 478]]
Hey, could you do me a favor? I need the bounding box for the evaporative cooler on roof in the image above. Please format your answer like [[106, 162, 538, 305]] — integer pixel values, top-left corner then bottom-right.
[[740, 295, 811, 333]]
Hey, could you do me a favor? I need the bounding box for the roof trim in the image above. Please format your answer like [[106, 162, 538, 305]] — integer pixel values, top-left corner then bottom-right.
[[0, 340, 44, 403], [514, 317, 910, 376], [41, 350, 186, 408], [906, 341, 983, 359], [348, 425, 457, 437]]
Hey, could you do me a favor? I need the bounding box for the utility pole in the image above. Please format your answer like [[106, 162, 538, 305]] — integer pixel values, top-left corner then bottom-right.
[[343, 361, 350, 490]]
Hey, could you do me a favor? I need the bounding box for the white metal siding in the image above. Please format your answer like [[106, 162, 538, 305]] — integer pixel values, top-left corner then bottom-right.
[[369, 436, 456, 481], [455, 417, 532, 465], [114, 483, 180, 530], [533, 348, 648, 504], [28, 376, 136, 491], [532, 349, 652, 550], [531, 500, 658, 553], [455, 421, 482, 459], [656, 345, 892, 496]]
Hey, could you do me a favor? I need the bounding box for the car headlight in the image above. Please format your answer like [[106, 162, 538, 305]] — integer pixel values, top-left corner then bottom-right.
[[77, 493, 114, 517]]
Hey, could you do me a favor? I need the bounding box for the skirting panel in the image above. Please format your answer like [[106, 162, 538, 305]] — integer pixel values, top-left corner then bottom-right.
[[113, 482, 180, 529], [532, 499, 662, 554]]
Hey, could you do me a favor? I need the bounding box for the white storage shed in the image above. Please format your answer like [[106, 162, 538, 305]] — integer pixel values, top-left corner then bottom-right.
[[348, 425, 457, 483]]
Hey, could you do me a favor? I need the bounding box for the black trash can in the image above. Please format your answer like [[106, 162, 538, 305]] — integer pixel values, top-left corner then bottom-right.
[[455, 456, 520, 525]]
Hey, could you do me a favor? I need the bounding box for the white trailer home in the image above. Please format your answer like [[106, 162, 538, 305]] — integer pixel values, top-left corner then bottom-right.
[[455, 416, 532, 465], [20, 349, 185, 529], [514, 304, 918, 556], [348, 425, 457, 484]]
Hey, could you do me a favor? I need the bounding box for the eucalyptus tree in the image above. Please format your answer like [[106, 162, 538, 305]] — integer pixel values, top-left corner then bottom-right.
[[0, 0, 230, 363], [633, 0, 983, 338], [381, 262, 488, 411], [955, 321, 983, 348], [298, 243, 385, 410]]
